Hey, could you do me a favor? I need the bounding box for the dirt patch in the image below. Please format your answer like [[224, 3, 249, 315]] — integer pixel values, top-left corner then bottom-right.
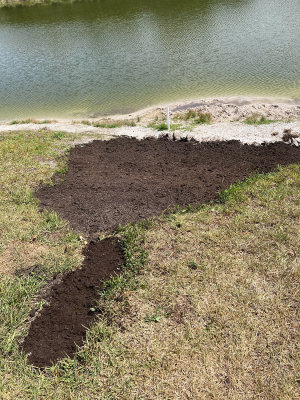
[[21, 238, 124, 367], [37, 137, 300, 235]]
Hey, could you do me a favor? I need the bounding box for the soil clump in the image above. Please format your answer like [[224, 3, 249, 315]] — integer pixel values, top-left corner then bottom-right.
[[37, 137, 300, 235], [21, 238, 124, 367]]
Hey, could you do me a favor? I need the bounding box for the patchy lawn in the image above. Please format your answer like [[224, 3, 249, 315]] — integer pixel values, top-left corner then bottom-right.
[[0, 131, 299, 399]]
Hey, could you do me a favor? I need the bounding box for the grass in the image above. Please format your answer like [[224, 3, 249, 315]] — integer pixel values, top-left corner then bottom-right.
[[195, 111, 212, 124], [147, 122, 168, 131], [244, 112, 277, 125], [0, 130, 299, 399], [9, 119, 54, 125], [7, 118, 137, 128], [147, 122, 184, 131], [80, 119, 136, 129], [176, 110, 213, 125]]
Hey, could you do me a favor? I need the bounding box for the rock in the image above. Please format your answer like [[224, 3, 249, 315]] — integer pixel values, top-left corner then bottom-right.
[[282, 129, 293, 142], [167, 131, 174, 141]]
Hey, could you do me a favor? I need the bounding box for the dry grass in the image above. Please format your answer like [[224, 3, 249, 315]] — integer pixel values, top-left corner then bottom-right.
[[91, 166, 299, 399], [175, 109, 213, 125], [80, 119, 136, 129], [0, 131, 84, 377], [0, 130, 299, 399]]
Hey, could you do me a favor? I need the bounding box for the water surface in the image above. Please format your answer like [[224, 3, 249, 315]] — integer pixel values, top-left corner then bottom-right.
[[0, 0, 299, 119]]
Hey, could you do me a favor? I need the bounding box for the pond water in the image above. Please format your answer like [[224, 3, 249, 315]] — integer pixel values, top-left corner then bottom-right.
[[0, 0, 299, 119]]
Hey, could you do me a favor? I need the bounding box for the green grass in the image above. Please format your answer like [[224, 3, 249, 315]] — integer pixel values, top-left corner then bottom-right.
[[244, 113, 277, 125], [148, 122, 184, 131], [176, 110, 213, 125], [0, 130, 299, 399], [183, 109, 196, 120], [194, 112, 212, 124], [148, 122, 168, 131]]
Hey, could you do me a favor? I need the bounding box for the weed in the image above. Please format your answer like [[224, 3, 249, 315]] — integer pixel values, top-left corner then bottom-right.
[[144, 314, 161, 323], [94, 123, 119, 128], [175, 110, 212, 124], [9, 119, 53, 125], [154, 123, 168, 131], [195, 112, 212, 124], [183, 110, 196, 120], [244, 113, 276, 125], [52, 131, 65, 140], [80, 120, 92, 126], [93, 120, 136, 129], [188, 261, 199, 270]]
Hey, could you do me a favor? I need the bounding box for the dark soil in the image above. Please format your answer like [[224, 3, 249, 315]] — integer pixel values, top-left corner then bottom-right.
[[37, 137, 300, 235], [22, 137, 299, 367], [21, 238, 124, 367]]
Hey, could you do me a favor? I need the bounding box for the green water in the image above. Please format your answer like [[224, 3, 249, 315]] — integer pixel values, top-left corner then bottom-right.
[[0, 0, 299, 119]]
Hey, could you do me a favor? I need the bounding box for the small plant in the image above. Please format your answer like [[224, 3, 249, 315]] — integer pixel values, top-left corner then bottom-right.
[[10, 118, 35, 125], [9, 118, 53, 125], [183, 110, 196, 120], [188, 261, 199, 270], [244, 113, 276, 125], [45, 210, 61, 231], [38, 120, 52, 124], [93, 119, 136, 129], [52, 131, 65, 140], [195, 112, 212, 124], [144, 314, 162, 323], [154, 123, 168, 131]]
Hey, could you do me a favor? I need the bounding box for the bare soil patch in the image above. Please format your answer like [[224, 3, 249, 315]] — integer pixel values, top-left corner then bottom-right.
[[21, 238, 124, 367], [37, 137, 300, 235]]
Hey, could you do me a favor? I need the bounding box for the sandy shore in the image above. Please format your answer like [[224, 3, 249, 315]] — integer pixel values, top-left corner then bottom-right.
[[1, 96, 300, 124], [0, 97, 299, 145], [100, 96, 300, 123]]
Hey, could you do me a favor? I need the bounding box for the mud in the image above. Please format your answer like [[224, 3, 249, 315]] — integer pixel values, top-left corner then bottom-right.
[[21, 238, 124, 367], [37, 137, 300, 235]]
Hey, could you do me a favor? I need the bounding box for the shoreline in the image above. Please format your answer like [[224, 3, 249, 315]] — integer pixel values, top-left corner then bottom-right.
[[0, 96, 299, 146], [1, 96, 300, 125], [103, 95, 300, 122]]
